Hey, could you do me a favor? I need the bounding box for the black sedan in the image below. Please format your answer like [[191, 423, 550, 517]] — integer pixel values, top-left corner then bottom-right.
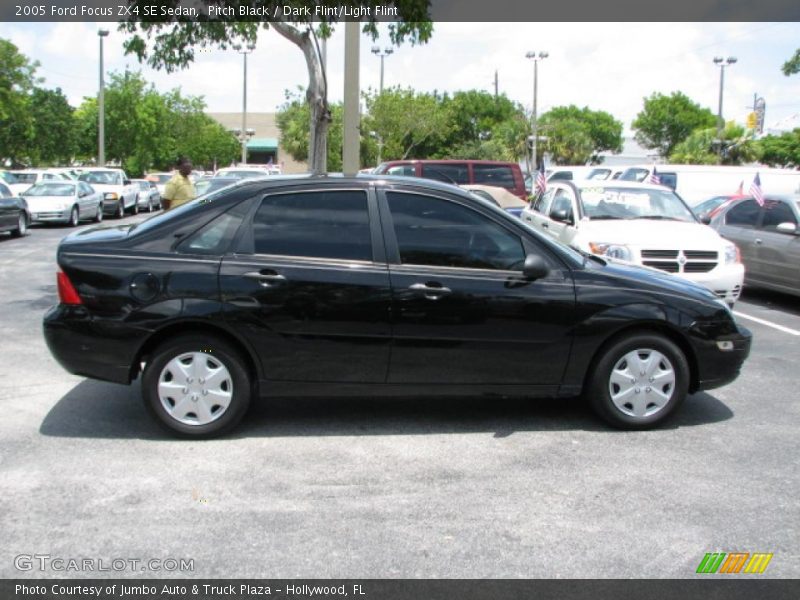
[[0, 180, 30, 238], [43, 175, 751, 437]]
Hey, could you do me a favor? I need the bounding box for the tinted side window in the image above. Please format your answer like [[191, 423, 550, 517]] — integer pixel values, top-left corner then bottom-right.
[[549, 190, 574, 220], [387, 192, 525, 271], [725, 199, 760, 228], [473, 164, 515, 189], [534, 189, 556, 214], [549, 171, 573, 181], [0, 182, 11, 197], [659, 172, 677, 190], [386, 165, 415, 176], [761, 200, 797, 230], [420, 163, 469, 185], [252, 190, 372, 261]]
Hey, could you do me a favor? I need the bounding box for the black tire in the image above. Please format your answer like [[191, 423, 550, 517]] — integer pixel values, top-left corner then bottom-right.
[[94, 204, 103, 223], [68, 206, 79, 227], [116, 201, 125, 219], [585, 332, 689, 430], [142, 334, 252, 438], [132, 196, 139, 215], [11, 212, 28, 237], [147, 198, 153, 212]]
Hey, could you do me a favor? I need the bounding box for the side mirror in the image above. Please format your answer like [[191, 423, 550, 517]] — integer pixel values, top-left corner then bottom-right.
[[776, 222, 799, 235], [551, 209, 573, 225], [522, 254, 550, 280], [699, 214, 712, 225], [123, 179, 131, 186]]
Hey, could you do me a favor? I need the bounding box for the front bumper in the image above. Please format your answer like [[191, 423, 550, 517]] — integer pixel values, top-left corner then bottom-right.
[[679, 263, 745, 305], [102, 199, 123, 214], [693, 323, 752, 392], [31, 210, 71, 223]]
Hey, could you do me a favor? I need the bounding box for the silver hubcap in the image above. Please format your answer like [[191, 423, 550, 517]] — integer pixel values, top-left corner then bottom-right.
[[158, 352, 233, 426], [71, 209, 78, 225], [19, 214, 26, 232], [608, 348, 675, 418]]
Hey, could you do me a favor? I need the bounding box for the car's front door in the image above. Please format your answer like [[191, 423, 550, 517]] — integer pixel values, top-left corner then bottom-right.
[[379, 188, 576, 388], [751, 198, 800, 292], [546, 187, 579, 244], [219, 185, 392, 383], [718, 199, 762, 280]]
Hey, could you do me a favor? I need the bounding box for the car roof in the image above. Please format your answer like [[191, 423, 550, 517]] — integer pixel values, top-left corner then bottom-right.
[[559, 180, 673, 192]]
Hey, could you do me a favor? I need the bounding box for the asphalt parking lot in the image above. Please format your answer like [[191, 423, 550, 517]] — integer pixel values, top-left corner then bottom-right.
[[1, 218, 798, 579]]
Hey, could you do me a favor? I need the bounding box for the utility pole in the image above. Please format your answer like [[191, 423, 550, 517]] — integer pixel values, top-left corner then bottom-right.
[[97, 29, 109, 166], [240, 48, 253, 164], [343, 22, 360, 175], [525, 51, 548, 170], [713, 56, 737, 163], [494, 70, 498, 99]]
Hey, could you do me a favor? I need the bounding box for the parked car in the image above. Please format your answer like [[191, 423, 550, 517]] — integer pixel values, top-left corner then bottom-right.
[[709, 195, 800, 297], [213, 167, 274, 180], [0, 180, 30, 237], [194, 177, 239, 197], [520, 180, 745, 306], [132, 179, 162, 212], [374, 160, 528, 200], [45, 167, 81, 180], [146, 172, 173, 196], [461, 184, 528, 218], [546, 166, 594, 182], [43, 175, 751, 437], [78, 168, 139, 218], [6, 169, 72, 196], [586, 167, 624, 181], [21, 181, 103, 226]]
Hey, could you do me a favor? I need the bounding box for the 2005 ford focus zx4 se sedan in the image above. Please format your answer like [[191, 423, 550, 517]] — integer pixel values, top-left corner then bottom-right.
[[43, 175, 751, 437]]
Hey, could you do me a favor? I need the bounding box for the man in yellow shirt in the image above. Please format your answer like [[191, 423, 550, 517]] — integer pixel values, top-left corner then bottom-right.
[[162, 156, 196, 210]]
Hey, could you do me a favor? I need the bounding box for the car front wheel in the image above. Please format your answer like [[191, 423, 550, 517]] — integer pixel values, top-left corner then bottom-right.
[[585, 332, 689, 430], [11, 212, 28, 237], [132, 196, 139, 215], [68, 206, 79, 227], [142, 335, 252, 438], [95, 204, 103, 223], [116, 201, 124, 219]]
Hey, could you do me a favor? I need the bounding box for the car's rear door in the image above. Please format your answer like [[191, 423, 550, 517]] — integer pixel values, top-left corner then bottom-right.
[[717, 199, 761, 279], [219, 183, 392, 383], [378, 185, 576, 388]]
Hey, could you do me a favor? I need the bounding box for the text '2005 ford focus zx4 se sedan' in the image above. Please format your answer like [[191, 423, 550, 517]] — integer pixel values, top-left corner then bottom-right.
[[43, 175, 752, 438]]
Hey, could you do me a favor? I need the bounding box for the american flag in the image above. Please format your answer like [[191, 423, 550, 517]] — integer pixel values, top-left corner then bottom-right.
[[649, 167, 661, 185], [750, 173, 764, 206], [535, 163, 547, 195]]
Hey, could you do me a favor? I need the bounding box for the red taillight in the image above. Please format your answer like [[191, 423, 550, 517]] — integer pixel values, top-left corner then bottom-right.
[[57, 271, 83, 305]]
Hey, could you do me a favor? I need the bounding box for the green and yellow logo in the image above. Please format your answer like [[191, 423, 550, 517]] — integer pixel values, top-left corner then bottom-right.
[[696, 552, 773, 574]]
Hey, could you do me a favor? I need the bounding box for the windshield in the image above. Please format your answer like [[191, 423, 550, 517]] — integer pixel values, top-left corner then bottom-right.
[[10, 172, 37, 183], [587, 168, 611, 180], [578, 186, 696, 222], [215, 170, 266, 180], [619, 168, 649, 182], [1, 172, 19, 184], [79, 171, 119, 185], [24, 183, 75, 197]]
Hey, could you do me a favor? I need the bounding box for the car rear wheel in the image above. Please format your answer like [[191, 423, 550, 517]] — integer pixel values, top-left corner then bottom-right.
[[142, 335, 252, 438], [11, 213, 28, 237], [585, 333, 689, 430], [68, 206, 79, 227]]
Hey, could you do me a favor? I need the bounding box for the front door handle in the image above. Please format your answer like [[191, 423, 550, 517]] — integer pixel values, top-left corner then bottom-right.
[[243, 271, 287, 286], [754, 238, 763, 245], [409, 282, 452, 300], [541, 222, 549, 228]]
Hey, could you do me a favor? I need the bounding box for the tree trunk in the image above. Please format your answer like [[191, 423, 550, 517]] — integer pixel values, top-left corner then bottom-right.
[[272, 22, 330, 174]]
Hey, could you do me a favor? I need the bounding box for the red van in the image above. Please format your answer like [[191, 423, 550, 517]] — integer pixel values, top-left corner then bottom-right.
[[374, 160, 528, 200]]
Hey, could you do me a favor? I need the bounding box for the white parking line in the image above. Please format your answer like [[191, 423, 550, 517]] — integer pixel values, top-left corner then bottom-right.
[[734, 311, 800, 336]]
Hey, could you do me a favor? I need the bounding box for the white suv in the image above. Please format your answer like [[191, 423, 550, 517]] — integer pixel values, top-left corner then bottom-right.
[[521, 180, 744, 305]]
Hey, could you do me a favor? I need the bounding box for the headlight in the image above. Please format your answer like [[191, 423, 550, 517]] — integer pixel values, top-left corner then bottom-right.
[[723, 242, 741, 264], [104, 192, 118, 200], [588, 242, 632, 261]]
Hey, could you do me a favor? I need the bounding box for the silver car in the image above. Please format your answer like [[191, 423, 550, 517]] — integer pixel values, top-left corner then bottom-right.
[[710, 194, 800, 297], [21, 181, 104, 226], [132, 179, 162, 212]]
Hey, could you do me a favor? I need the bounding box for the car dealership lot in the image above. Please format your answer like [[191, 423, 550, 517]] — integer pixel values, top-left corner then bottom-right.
[[0, 220, 798, 578]]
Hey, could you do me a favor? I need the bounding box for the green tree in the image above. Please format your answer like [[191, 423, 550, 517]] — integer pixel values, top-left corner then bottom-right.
[[537, 105, 623, 164], [782, 49, 800, 76], [362, 87, 451, 161], [120, 4, 433, 173], [757, 130, 800, 168], [669, 123, 760, 165], [0, 38, 39, 165], [27, 87, 77, 166], [276, 88, 347, 171], [632, 92, 716, 157]]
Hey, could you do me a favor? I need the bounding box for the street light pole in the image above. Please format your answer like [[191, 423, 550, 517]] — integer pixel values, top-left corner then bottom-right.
[[713, 56, 737, 163], [525, 51, 548, 171], [240, 47, 254, 164], [97, 29, 109, 166], [371, 46, 393, 94]]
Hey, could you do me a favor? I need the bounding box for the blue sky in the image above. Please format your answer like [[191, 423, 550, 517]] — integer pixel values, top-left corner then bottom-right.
[[1, 21, 799, 134]]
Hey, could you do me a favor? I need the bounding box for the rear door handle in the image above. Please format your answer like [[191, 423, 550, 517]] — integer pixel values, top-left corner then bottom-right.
[[541, 222, 549, 228], [409, 282, 452, 299], [243, 271, 287, 286]]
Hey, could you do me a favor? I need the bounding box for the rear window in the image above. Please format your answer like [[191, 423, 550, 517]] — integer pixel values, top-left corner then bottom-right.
[[420, 163, 469, 185], [619, 168, 649, 182], [10, 172, 37, 183], [473, 164, 515, 189]]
